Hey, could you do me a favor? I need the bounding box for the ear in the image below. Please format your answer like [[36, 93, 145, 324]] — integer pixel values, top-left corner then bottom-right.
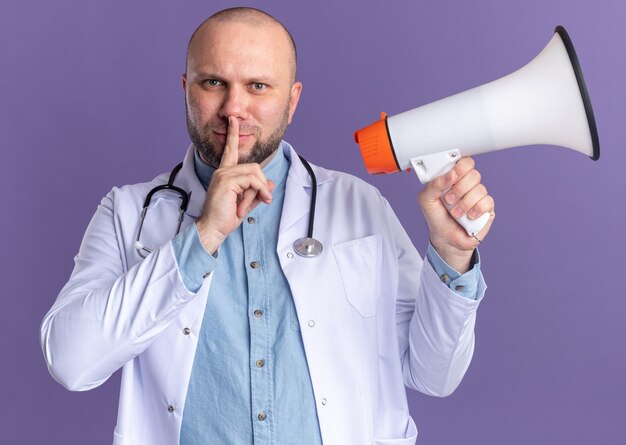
[[182, 73, 187, 91], [287, 82, 303, 124]]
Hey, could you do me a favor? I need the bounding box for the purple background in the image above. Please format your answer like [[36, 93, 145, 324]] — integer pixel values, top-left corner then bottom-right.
[[2, 0, 625, 443]]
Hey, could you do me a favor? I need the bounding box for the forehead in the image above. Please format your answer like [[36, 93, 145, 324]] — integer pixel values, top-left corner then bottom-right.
[[187, 20, 292, 81]]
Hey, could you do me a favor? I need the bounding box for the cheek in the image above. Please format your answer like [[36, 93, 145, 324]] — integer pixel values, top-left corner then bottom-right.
[[187, 92, 218, 124], [185, 96, 202, 123], [253, 99, 289, 127]]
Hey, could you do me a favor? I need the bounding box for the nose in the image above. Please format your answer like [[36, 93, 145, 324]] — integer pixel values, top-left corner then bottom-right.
[[218, 86, 248, 121]]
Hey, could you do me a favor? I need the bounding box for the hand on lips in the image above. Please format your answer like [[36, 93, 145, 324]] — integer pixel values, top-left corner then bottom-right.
[[195, 116, 275, 254]]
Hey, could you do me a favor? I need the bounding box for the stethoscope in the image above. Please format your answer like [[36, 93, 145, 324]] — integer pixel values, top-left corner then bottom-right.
[[135, 162, 189, 258], [135, 156, 323, 258]]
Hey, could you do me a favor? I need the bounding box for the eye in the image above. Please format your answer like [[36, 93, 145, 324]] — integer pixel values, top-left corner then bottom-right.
[[203, 79, 223, 88], [251, 82, 267, 91]]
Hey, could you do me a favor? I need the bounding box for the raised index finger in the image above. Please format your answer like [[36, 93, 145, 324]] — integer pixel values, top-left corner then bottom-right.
[[219, 116, 240, 167]]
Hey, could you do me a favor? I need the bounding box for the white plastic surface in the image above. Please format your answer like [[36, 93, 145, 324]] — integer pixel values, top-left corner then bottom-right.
[[385, 31, 593, 170], [410, 150, 461, 184]]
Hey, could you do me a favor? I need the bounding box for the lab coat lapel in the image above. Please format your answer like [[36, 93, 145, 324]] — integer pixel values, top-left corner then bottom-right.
[[278, 146, 313, 238], [277, 142, 334, 253], [176, 144, 206, 218]]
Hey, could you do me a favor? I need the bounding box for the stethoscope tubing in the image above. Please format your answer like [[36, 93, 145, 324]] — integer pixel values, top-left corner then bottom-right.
[[136, 156, 323, 259], [293, 156, 324, 257]]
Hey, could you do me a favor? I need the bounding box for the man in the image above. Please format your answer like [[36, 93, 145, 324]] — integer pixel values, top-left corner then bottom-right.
[[41, 7, 494, 445]]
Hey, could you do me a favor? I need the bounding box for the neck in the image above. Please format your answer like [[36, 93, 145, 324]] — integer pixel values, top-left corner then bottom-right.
[[259, 149, 279, 168]]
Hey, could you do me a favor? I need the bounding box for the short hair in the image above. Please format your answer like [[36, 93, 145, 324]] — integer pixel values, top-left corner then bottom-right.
[[185, 7, 297, 81]]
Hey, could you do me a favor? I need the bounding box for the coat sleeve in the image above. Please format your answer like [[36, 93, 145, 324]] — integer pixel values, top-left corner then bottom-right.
[[40, 190, 204, 392], [384, 198, 486, 397]]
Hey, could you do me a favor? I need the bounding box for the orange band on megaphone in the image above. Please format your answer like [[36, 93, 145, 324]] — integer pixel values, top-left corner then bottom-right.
[[354, 112, 400, 174]]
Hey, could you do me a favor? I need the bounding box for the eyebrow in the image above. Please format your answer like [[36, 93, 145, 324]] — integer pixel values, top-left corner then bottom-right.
[[191, 71, 277, 84]]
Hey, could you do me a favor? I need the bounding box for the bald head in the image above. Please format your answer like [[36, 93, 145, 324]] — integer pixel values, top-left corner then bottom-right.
[[182, 7, 303, 168], [186, 7, 297, 83]]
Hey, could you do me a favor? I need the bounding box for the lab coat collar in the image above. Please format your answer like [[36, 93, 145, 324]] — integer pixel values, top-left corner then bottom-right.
[[281, 140, 334, 188], [279, 141, 334, 234], [176, 141, 334, 220]]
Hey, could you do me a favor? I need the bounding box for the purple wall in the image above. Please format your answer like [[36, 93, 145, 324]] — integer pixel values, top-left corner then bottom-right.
[[3, 0, 625, 443]]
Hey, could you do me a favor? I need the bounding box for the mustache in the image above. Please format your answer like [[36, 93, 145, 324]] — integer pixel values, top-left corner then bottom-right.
[[205, 122, 260, 135]]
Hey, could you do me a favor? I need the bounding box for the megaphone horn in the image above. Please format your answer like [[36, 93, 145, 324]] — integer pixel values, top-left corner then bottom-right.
[[354, 26, 599, 236]]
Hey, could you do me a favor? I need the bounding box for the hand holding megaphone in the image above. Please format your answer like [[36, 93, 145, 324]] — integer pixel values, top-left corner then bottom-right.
[[354, 26, 599, 237], [417, 156, 494, 255], [411, 156, 494, 274], [416, 152, 492, 237], [438, 158, 492, 237]]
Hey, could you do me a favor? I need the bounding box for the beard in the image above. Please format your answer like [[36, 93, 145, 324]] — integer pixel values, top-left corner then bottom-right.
[[186, 106, 289, 168]]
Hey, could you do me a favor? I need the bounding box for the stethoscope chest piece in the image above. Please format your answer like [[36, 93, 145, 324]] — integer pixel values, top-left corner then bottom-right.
[[293, 237, 323, 257], [293, 155, 323, 259]]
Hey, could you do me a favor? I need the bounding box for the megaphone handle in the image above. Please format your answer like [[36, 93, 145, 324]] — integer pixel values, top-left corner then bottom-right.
[[441, 186, 491, 237], [410, 152, 490, 236]]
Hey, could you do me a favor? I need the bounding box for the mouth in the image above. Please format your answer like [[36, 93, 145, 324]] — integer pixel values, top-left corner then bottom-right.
[[214, 131, 253, 143]]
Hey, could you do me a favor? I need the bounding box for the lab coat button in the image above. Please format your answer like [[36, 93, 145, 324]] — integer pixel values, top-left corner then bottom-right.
[[258, 411, 267, 421], [247, 217, 256, 224], [321, 398, 327, 405], [308, 320, 315, 327], [250, 261, 260, 269], [167, 405, 175, 413], [255, 359, 265, 368], [455, 285, 465, 291], [254, 309, 263, 317], [440, 274, 450, 283], [182, 327, 191, 335]]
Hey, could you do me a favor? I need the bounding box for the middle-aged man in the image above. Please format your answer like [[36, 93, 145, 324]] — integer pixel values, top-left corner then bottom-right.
[[41, 7, 494, 445]]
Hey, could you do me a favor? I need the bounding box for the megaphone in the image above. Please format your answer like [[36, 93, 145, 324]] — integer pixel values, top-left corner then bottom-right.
[[354, 26, 599, 236]]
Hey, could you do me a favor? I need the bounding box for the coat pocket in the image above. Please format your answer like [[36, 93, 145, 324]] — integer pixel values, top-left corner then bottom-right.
[[332, 234, 381, 317]]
